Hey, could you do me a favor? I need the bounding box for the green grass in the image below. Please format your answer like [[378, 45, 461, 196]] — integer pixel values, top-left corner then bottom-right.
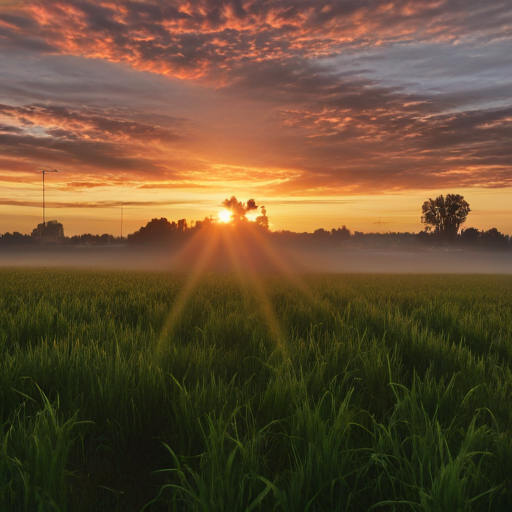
[[1, 269, 512, 511]]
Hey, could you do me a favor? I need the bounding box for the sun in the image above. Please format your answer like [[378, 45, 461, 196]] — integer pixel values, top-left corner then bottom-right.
[[218, 209, 232, 223]]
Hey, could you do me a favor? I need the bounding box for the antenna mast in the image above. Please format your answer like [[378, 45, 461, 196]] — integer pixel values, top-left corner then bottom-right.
[[38, 168, 59, 235]]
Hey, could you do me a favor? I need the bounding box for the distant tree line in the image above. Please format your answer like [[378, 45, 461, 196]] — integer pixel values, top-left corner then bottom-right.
[[1, 193, 510, 250], [271, 226, 511, 250], [127, 217, 189, 245], [65, 233, 121, 245], [0, 231, 123, 247], [0, 232, 34, 246], [1, 222, 509, 250]]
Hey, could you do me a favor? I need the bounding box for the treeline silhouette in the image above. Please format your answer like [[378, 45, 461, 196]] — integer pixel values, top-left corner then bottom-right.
[[0, 231, 123, 246], [1, 217, 510, 251]]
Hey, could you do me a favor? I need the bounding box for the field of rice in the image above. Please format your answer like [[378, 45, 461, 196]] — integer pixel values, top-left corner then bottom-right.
[[1, 269, 512, 512]]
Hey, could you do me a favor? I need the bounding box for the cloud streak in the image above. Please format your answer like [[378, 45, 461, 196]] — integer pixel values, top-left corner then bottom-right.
[[0, 198, 212, 208]]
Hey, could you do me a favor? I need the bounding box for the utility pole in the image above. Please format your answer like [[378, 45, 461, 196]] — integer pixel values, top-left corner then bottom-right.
[[38, 169, 59, 236], [121, 203, 123, 241]]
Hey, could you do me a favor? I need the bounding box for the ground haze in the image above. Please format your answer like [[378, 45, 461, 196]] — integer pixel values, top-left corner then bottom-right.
[[1, 245, 511, 273]]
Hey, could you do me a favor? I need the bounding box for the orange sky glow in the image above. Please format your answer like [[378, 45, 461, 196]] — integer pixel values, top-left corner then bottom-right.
[[1, 0, 511, 236]]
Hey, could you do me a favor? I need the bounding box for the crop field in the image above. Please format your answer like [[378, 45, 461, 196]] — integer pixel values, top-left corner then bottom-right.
[[1, 269, 512, 512]]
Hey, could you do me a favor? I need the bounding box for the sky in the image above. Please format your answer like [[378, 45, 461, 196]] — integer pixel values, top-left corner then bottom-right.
[[1, 0, 511, 236]]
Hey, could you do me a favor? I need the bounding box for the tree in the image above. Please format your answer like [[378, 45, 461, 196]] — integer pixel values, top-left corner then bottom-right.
[[421, 194, 470, 239], [331, 225, 351, 242], [460, 227, 480, 247], [480, 228, 508, 250], [313, 228, 330, 238], [128, 218, 177, 244], [177, 219, 188, 232]]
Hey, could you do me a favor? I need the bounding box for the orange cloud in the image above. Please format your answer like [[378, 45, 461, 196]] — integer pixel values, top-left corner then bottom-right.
[[0, 1, 505, 80]]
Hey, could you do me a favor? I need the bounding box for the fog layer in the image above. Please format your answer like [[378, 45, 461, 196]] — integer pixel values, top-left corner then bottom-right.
[[1, 245, 510, 274]]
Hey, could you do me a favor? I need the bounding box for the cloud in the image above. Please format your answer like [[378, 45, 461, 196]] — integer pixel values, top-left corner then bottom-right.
[[228, 59, 512, 194], [0, 102, 193, 183], [59, 181, 111, 190], [1, 1, 509, 80], [0, 103, 183, 143], [1, 1, 511, 201], [1, 64, 511, 196], [0, 198, 213, 208], [0, 24, 56, 52], [0, 129, 161, 171], [138, 182, 211, 189]]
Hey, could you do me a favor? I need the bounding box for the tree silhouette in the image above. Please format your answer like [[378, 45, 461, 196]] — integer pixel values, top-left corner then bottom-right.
[[480, 228, 508, 249], [332, 225, 351, 242], [421, 194, 470, 239], [460, 227, 480, 247], [128, 218, 178, 244]]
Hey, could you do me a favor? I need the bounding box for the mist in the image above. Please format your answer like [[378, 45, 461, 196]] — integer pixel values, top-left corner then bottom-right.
[[1, 238, 511, 274]]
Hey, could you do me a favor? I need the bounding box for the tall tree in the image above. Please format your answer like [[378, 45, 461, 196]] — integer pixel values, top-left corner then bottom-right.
[[421, 194, 470, 239]]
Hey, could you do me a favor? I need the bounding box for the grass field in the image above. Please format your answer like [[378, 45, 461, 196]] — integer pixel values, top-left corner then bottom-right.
[[1, 269, 512, 511]]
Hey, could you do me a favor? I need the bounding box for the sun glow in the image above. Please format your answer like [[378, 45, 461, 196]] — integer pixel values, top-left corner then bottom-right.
[[245, 210, 258, 222], [218, 209, 233, 223]]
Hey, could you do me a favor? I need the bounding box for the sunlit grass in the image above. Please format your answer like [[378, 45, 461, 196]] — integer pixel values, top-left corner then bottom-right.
[[1, 270, 512, 511]]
